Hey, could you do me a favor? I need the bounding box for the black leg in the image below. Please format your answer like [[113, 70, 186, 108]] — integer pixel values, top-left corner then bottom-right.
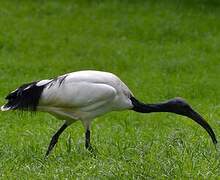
[[85, 129, 93, 152], [45, 123, 68, 157]]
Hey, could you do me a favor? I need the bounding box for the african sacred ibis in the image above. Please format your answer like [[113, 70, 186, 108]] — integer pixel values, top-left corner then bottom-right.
[[1, 70, 217, 156]]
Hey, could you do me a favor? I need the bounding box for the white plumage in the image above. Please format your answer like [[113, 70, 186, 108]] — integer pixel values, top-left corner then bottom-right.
[[38, 71, 133, 121], [1, 70, 217, 156]]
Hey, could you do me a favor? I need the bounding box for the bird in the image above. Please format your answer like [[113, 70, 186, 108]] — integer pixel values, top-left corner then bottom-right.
[[1, 70, 217, 156]]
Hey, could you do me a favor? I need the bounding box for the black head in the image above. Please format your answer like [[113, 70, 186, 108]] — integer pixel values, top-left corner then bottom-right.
[[165, 97, 192, 115], [166, 97, 217, 145]]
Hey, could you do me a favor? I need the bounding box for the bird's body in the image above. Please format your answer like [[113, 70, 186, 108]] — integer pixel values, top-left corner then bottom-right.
[[1, 70, 217, 156], [37, 71, 133, 121]]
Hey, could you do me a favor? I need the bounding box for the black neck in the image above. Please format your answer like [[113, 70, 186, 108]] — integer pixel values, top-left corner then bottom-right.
[[131, 96, 174, 114]]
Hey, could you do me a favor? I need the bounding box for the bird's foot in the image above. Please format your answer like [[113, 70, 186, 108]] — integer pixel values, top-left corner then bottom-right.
[[87, 145, 98, 157], [45, 137, 58, 157]]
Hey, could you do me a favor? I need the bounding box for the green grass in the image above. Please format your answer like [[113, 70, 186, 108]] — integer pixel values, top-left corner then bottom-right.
[[0, 0, 220, 178]]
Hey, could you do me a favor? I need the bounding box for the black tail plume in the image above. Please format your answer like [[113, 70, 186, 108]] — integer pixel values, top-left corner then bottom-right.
[[2, 81, 45, 111]]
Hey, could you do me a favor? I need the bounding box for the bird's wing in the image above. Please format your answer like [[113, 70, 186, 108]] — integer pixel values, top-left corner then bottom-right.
[[39, 81, 117, 109]]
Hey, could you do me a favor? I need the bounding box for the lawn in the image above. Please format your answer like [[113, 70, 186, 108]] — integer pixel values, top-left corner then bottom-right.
[[0, 0, 220, 178]]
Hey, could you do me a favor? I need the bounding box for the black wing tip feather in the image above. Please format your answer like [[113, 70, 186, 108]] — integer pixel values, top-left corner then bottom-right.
[[48, 74, 68, 88], [3, 81, 45, 111]]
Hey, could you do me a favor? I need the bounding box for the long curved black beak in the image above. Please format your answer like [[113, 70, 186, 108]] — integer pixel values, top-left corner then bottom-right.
[[186, 108, 217, 145], [131, 96, 217, 145]]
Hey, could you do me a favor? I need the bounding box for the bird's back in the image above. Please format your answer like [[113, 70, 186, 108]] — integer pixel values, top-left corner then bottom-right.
[[39, 71, 133, 109]]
